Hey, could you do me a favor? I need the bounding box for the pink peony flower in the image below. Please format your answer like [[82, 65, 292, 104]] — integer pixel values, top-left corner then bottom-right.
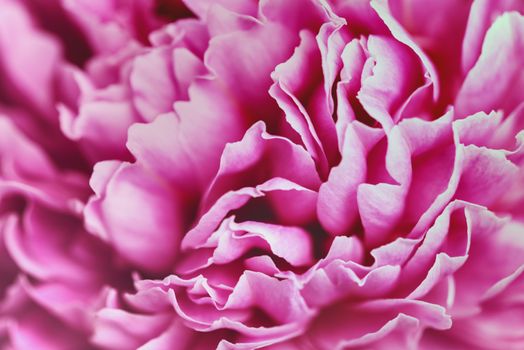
[[1, 0, 524, 349]]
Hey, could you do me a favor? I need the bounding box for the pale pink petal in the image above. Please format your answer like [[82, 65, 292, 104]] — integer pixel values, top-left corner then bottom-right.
[[451, 219, 524, 316], [130, 48, 178, 121], [456, 12, 524, 117], [206, 4, 260, 37], [224, 271, 314, 324], [400, 202, 471, 294], [212, 220, 313, 267], [0, 0, 61, 117], [182, 178, 317, 250], [91, 308, 172, 350], [336, 314, 421, 350], [59, 84, 137, 162], [461, 0, 524, 74], [128, 79, 247, 191], [302, 263, 401, 308], [203, 121, 320, 209], [358, 183, 405, 247], [453, 145, 519, 207], [311, 22, 349, 166], [317, 122, 381, 235], [86, 162, 183, 273]]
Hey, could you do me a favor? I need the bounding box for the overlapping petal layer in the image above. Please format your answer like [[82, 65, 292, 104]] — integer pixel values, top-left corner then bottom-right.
[[0, 0, 523, 349]]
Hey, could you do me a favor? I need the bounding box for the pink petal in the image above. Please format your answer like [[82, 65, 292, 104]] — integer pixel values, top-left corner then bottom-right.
[[204, 20, 297, 123], [59, 84, 137, 162], [259, 0, 328, 33], [86, 162, 184, 273], [0, 0, 61, 117], [130, 47, 177, 121], [452, 219, 524, 316], [454, 145, 519, 207], [370, 0, 439, 100], [128, 79, 246, 191], [224, 271, 313, 324], [212, 220, 313, 267], [203, 121, 320, 209], [302, 263, 400, 308], [456, 12, 524, 117], [182, 178, 317, 250], [358, 35, 424, 131], [461, 0, 524, 74], [306, 299, 450, 349], [270, 30, 329, 173], [91, 308, 172, 349], [317, 122, 381, 235], [182, 0, 258, 20], [335, 39, 368, 141]]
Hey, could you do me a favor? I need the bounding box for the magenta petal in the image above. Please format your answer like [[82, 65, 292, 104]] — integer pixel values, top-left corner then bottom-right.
[[129, 44, 205, 122], [370, 0, 439, 100], [2, 1, 524, 349], [329, 0, 387, 34], [358, 35, 423, 130], [4, 204, 107, 284], [205, 20, 297, 122], [335, 39, 368, 141], [259, 0, 328, 33], [20, 279, 101, 332], [307, 299, 450, 349], [401, 115, 455, 227], [182, 0, 258, 20], [269, 30, 328, 166]]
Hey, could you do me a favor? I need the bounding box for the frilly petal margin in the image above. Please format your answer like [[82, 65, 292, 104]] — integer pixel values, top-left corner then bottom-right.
[[2, 0, 524, 349]]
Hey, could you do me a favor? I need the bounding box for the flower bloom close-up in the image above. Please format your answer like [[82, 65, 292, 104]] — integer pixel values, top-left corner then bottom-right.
[[1, 0, 524, 349]]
